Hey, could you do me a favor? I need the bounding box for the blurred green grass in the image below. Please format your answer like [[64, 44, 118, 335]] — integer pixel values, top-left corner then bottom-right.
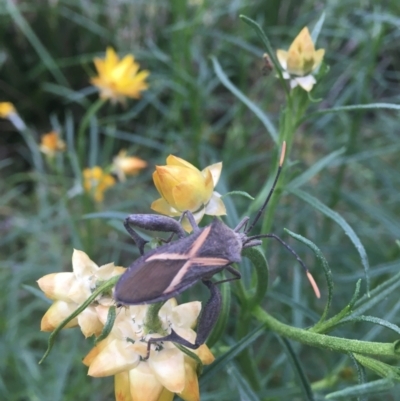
[[1, 0, 400, 400]]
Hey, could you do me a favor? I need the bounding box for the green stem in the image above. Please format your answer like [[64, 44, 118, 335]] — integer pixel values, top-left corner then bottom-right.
[[144, 302, 166, 335], [253, 306, 399, 358], [77, 99, 106, 163]]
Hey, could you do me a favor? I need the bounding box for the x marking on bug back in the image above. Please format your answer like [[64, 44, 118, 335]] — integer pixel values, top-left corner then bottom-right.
[[146, 226, 230, 292]]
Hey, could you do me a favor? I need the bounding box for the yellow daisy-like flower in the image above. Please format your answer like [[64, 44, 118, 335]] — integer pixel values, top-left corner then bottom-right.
[[83, 166, 116, 202], [91, 47, 150, 104], [151, 155, 226, 231], [39, 131, 66, 157], [37, 250, 124, 337], [0, 101, 26, 130], [112, 150, 148, 182], [83, 299, 214, 401], [276, 27, 325, 91]]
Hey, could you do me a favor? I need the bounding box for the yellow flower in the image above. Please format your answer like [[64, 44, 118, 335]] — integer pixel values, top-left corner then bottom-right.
[[112, 150, 148, 182], [91, 47, 150, 103], [0, 101, 26, 130], [83, 299, 215, 401], [83, 166, 116, 202], [37, 250, 124, 337], [276, 27, 325, 91], [39, 131, 66, 157], [151, 155, 226, 230], [0, 102, 16, 118]]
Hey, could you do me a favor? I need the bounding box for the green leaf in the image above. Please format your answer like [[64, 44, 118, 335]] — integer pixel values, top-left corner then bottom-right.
[[353, 271, 400, 316], [6, 0, 69, 86], [284, 229, 333, 326], [310, 12, 325, 43], [341, 316, 400, 336], [242, 246, 269, 307], [310, 280, 361, 334], [200, 324, 264, 384], [210, 56, 278, 142], [221, 190, 255, 201], [277, 336, 316, 401], [95, 306, 116, 344], [206, 281, 231, 348], [287, 147, 346, 190], [291, 189, 370, 294], [301, 103, 400, 125], [353, 354, 400, 381], [325, 378, 395, 399], [239, 14, 287, 89]]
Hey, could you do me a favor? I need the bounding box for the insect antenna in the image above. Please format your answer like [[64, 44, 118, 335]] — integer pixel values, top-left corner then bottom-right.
[[246, 233, 321, 298], [245, 141, 286, 235]]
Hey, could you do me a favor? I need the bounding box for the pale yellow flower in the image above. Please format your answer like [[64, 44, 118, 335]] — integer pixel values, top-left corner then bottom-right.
[[112, 150, 148, 182], [37, 250, 124, 337], [83, 299, 214, 401], [151, 155, 226, 231], [0, 101, 26, 130], [39, 131, 66, 157], [276, 27, 325, 91], [83, 166, 116, 202], [0, 102, 16, 118], [91, 47, 149, 103]]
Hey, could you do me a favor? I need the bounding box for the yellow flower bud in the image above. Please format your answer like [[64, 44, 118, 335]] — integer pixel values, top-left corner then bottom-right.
[[276, 27, 325, 91], [151, 155, 226, 230]]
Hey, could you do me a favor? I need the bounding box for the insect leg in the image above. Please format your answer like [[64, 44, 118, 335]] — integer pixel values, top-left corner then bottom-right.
[[124, 214, 186, 255], [145, 280, 221, 359], [213, 265, 241, 285]]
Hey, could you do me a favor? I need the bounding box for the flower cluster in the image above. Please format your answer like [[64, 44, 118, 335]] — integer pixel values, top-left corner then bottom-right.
[[38, 251, 214, 401]]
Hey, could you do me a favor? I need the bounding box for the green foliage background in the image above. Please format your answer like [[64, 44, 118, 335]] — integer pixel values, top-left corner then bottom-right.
[[1, 0, 400, 400]]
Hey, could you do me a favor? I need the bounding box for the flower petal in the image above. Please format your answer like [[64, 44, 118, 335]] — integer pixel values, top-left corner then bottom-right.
[[166, 155, 198, 171], [170, 301, 201, 329], [203, 162, 222, 187], [178, 358, 200, 401], [78, 307, 103, 338], [295, 75, 316, 92], [41, 300, 78, 331], [72, 249, 99, 278], [157, 388, 174, 401], [148, 348, 185, 393], [129, 363, 164, 401], [115, 371, 132, 401], [88, 339, 140, 377], [204, 192, 226, 216], [276, 49, 288, 70], [37, 272, 75, 301], [151, 198, 181, 217]]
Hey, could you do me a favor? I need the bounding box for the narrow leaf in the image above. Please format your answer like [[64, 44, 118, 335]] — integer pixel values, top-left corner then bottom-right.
[[221, 190, 254, 201], [284, 229, 333, 325], [310, 12, 326, 43], [325, 378, 394, 399], [341, 316, 400, 336], [200, 324, 264, 384], [95, 306, 116, 344], [287, 147, 346, 190], [206, 281, 231, 348], [291, 189, 370, 293], [211, 56, 278, 142], [242, 246, 269, 307], [277, 336, 315, 401], [353, 354, 400, 381]]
